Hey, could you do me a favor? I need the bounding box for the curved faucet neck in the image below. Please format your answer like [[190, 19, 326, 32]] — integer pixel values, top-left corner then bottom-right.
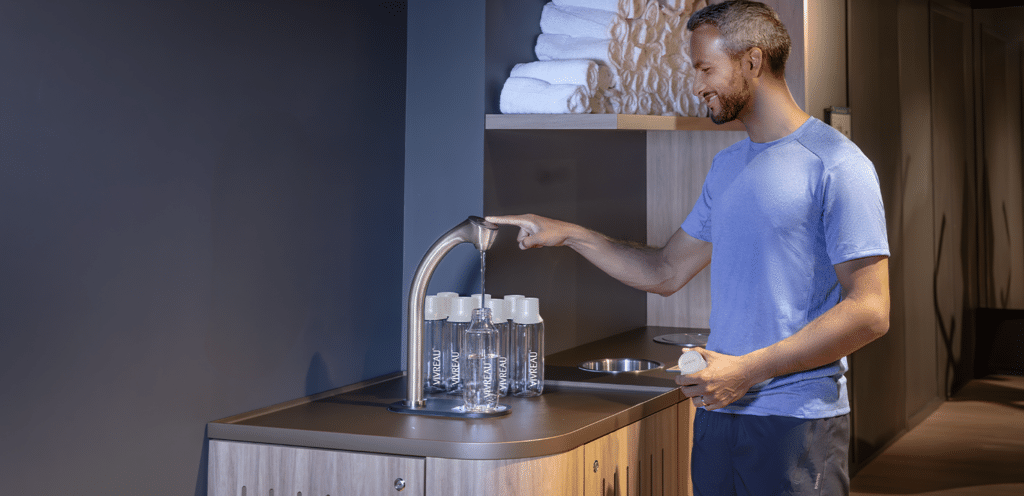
[[405, 217, 497, 408]]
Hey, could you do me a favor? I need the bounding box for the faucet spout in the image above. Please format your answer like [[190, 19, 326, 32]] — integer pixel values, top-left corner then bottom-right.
[[405, 216, 498, 409]]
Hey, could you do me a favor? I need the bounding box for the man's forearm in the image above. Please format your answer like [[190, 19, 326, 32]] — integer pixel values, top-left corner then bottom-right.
[[562, 226, 674, 293], [486, 214, 711, 297], [741, 256, 890, 386]]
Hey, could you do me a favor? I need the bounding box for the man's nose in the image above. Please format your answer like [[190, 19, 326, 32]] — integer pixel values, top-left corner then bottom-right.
[[691, 78, 706, 98]]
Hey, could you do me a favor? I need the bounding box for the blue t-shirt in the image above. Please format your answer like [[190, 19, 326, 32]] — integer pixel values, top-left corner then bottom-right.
[[681, 117, 889, 418]]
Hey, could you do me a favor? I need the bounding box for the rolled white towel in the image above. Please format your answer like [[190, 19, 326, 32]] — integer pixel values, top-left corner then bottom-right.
[[597, 64, 613, 90], [499, 77, 591, 114], [659, 0, 686, 12], [510, 59, 611, 95], [536, 34, 613, 66], [552, 0, 646, 19], [540, 2, 619, 39]]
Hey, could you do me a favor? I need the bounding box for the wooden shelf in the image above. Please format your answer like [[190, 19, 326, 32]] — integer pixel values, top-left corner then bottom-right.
[[485, 114, 746, 131]]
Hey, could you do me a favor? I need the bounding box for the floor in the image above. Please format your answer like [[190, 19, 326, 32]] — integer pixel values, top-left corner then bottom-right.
[[850, 375, 1024, 495]]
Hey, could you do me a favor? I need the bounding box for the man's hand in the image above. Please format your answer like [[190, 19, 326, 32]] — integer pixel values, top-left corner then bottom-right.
[[485, 214, 581, 250], [675, 348, 758, 410]]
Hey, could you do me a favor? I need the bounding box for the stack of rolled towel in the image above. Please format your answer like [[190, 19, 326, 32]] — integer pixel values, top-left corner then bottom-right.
[[499, 0, 711, 116]]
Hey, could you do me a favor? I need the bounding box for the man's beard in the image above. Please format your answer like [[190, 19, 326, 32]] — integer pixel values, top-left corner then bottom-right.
[[709, 71, 751, 124]]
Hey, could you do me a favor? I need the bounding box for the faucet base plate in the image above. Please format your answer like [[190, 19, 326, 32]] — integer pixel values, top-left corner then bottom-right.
[[388, 398, 511, 419]]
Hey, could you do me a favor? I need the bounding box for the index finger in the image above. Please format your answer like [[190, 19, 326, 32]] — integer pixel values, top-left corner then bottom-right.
[[485, 215, 535, 230]]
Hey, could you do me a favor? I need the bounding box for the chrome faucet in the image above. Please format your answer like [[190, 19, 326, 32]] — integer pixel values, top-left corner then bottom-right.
[[399, 216, 498, 413]]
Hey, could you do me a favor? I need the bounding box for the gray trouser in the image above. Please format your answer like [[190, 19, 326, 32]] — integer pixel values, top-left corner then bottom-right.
[[692, 409, 850, 496]]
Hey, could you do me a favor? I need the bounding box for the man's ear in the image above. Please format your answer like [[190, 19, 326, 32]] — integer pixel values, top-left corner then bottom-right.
[[745, 47, 764, 77]]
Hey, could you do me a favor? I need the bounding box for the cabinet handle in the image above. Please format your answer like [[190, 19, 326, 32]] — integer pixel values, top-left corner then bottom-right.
[[394, 478, 406, 492], [593, 460, 599, 473]]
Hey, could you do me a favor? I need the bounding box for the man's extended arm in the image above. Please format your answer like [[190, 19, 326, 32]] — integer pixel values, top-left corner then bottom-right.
[[485, 214, 711, 297]]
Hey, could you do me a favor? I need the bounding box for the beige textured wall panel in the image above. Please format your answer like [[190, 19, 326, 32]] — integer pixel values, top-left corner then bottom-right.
[[646, 130, 746, 328]]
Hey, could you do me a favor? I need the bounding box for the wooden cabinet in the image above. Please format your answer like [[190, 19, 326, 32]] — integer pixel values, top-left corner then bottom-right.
[[209, 403, 693, 496], [584, 404, 685, 496], [425, 447, 584, 496], [208, 440, 425, 496]]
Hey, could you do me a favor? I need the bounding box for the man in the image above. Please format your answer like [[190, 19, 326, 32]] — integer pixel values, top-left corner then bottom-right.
[[487, 1, 890, 494]]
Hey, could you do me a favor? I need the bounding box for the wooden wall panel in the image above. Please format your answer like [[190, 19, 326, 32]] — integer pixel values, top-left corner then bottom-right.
[[484, 130, 648, 354], [979, 28, 1024, 310], [804, 0, 848, 121], [897, 0, 942, 428], [930, 4, 974, 396], [645, 130, 746, 328], [847, 0, 910, 468]]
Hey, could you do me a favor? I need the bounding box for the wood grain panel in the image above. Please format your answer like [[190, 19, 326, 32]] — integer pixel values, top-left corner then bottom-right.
[[979, 28, 1024, 309], [678, 401, 696, 496], [208, 440, 426, 496], [484, 130, 647, 354], [584, 419, 640, 496], [582, 406, 682, 496], [425, 448, 584, 496], [930, 4, 973, 397], [895, 0, 940, 432], [645, 130, 747, 328], [485, 114, 745, 131], [638, 405, 679, 496]]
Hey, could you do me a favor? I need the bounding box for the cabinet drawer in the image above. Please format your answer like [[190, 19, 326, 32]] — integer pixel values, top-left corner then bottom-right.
[[209, 440, 425, 496]]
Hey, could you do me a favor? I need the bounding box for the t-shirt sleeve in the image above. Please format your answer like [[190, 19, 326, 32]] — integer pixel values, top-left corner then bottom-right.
[[822, 156, 890, 264], [682, 173, 713, 243]]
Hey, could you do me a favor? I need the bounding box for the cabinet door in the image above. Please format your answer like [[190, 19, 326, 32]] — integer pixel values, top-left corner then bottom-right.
[[638, 405, 678, 496], [584, 405, 679, 496], [209, 440, 425, 496], [425, 446, 584, 496], [585, 419, 639, 496], [678, 401, 695, 496]]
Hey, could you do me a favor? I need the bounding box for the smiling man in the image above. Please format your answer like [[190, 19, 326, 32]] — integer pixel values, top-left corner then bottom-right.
[[487, 2, 890, 494]]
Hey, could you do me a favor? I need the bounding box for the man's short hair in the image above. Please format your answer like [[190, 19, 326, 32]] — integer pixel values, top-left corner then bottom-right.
[[686, 0, 791, 77]]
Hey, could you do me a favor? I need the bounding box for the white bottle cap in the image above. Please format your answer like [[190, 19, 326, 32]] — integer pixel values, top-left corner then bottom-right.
[[435, 292, 458, 318], [471, 293, 492, 309], [504, 295, 525, 321], [448, 296, 475, 323], [424, 295, 445, 321], [513, 297, 542, 325], [677, 350, 708, 375], [486, 298, 508, 322]]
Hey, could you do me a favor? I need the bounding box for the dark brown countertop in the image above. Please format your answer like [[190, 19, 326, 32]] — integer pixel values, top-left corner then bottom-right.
[[207, 326, 708, 460], [546, 325, 710, 387]]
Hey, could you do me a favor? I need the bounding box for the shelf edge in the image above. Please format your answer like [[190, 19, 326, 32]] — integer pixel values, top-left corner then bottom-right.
[[485, 113, 746, 131]]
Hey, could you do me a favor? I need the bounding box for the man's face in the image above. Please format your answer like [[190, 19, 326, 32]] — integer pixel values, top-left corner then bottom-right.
[[689, 24, 752, 124]]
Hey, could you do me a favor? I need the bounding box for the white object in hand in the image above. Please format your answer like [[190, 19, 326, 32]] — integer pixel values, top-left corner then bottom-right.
[[677, 350, 707, 375]]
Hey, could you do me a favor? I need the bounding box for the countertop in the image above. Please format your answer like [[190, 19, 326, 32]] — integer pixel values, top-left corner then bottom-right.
[[207, 325, 709, 460]]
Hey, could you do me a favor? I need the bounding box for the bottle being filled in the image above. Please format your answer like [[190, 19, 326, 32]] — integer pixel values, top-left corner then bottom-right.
[[512, 297, 544, 397], [460, 307, 504, 413]]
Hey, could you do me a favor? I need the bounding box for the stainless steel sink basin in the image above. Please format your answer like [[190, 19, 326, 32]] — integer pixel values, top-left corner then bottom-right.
[[579, 358, 663, 374]]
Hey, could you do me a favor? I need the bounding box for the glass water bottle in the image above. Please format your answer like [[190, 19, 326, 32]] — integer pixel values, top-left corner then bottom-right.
[[422, 295, 447, 393], [486, 298, 511, 397], [512, 297, 544, 397], [445, 296, 474, 394], [461, 307, 501, 413]]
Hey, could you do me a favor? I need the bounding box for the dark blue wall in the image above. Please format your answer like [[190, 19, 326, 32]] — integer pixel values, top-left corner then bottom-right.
[[0, 1, 406, 494], [402, 0, 486, 359]]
